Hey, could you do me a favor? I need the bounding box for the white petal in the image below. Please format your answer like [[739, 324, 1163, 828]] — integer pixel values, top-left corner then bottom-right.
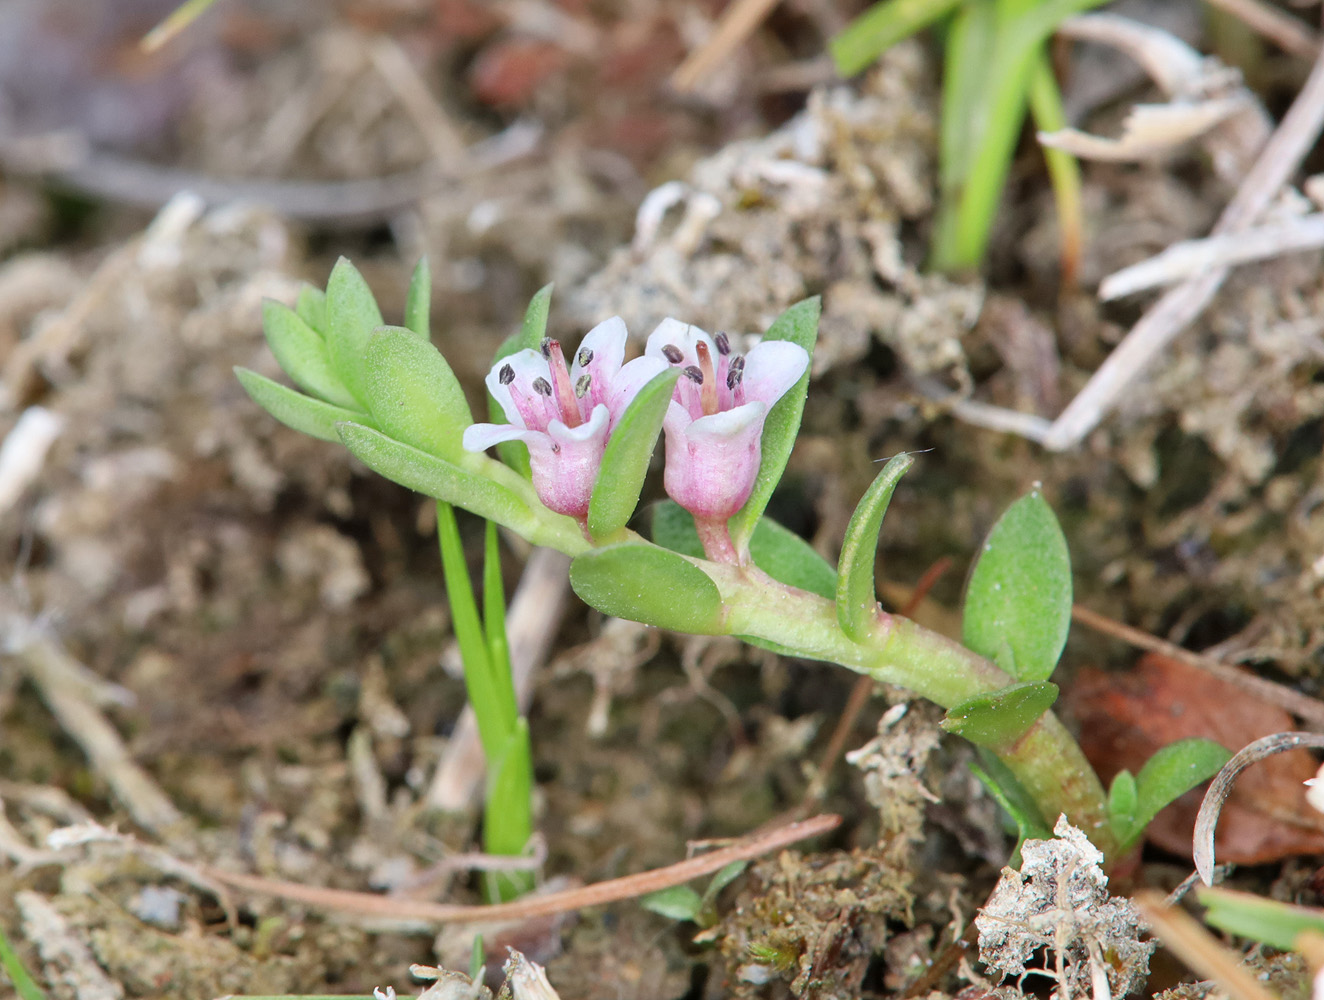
[[645, 318, 714, 366], [547, 404, 610, 444], [463, 421, 536, 452], [740, 341, 808, 407], [572, 316, 628, 382], [487, 348, 555, 430], [685, 401, 766, 442]]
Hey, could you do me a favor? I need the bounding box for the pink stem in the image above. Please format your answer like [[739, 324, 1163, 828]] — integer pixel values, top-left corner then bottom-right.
[[695, 517, 740, 564]]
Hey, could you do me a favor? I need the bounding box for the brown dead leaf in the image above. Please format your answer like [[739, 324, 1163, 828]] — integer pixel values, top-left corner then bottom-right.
[[1067, 652, 1324, 863]]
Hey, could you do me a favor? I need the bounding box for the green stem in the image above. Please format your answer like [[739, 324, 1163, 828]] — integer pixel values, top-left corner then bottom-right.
[[713, 565, 1114, 855]]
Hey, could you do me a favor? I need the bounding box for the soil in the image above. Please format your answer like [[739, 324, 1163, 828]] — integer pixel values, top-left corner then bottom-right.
[[1, 2, 1322, 999]]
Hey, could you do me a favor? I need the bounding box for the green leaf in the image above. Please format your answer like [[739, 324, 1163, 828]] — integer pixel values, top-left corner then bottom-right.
[[749, 517, 836, 599], [1198, 886, 1324, 951], [235, 367, 368, 443], [405, 256, 431, 339], [962, 489, 1072, 681], [970, 748, 1052, 864], [836, 453, 914, 643], [829, 0, 963, 76], [729, 297, 821, 550], [570, 543, 725, 634], [484, 719, 535, 901], [588, 368, 680, 541], [363, 326, 473, 462], [653, 501, 835, 598], [640, 886, 704, 923], [1124, 738, 1230, 850], [262, 299, 358, 409], [701, 860, 748, 906], [325, 256, 384, 404], [941, 681, 1058, 750], [1107, 769, 1138, 845], [483, 520, 517, 726], [488, 284, 554, 479], [337, 422, 533, 529], [295, 284, 328, 335], [0, 922, 47, 1000]]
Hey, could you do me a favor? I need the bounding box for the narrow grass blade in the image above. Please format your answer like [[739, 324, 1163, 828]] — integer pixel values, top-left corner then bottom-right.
[[484, 720, 535, 901], [1027, 54, 1083, 286], [482, 520, 518, 725], [830, 0, 962, 76], [0, 923, 46, 1000]]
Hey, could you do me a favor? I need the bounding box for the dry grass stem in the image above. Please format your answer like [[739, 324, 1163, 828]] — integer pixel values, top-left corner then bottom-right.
[[671, 0, 782, 93], [1135, 891, 1280, 1000]]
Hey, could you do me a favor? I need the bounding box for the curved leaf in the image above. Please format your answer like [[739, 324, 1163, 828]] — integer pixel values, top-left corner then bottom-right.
[[588, 368, 679, 541], [941, 680, 1059, 750], [729, 297, 820, 550], [325, 256, 384, 404], [570, 543, 724, 634], [1127, 738, 1230, 849], [962, 489, 1072, 681], [405, 256, 431, 339], [235, 367, 368, 443], [836, 453, 914, 643], [363, 326, 473, 462], [295, 284, 327, 335], [337, 422, 534, 530], [1108, 769, 1138, 844], [262, 299, 358, 409]]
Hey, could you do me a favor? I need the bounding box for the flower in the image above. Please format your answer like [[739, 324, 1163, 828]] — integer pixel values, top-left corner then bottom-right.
[[463, 317, 666, 522], [645, 319, 808, 559]]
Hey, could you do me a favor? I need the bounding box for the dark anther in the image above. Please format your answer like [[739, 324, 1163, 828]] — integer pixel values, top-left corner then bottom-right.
[[577, 348, 594, 367], [662, 344, 684, 364], [684, 366, 704, 383], [532, 377, 553, 396], [540, 338, 554, 359], [714, 332, 731, 355], [730, 355, 745, 372], [726, 367, 743, 390], [575, 374, 591, 397], [498, 364, 516, 385]]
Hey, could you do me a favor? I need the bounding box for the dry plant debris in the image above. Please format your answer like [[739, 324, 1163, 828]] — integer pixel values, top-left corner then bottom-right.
[[976, 818, 1153, 1000]]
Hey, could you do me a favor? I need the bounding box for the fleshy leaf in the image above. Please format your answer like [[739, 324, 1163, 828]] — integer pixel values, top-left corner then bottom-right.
[[829, 0, 963, 76], [570, 543, 724, 634], [337, 422, 534, 530], [325, 256, 384, 404], [262, 299, 358, 409], [1198, 886, 1324, 951], [405, 256, 431, 339], [1125, 738, 1230, 850], [588, 368, 680, 541], [836, 453, 914, 643], [1108, 769, 1138, 844], [235, 367, 368, 443], [653, 501, 835, 598], [640, 886, 704, 923], [962, 489, 1072, 681], [729, 297, 820, 549], [363, 326, 473, 462], [941, 681, 1059, 750], [487, 284, 554, 479], [295, 284, 328, 335], [970, 748, 1052, 863]]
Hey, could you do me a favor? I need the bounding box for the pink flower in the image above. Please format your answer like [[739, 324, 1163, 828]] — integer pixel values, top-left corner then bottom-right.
[[645, 319, 808, 561], [463, 317, 666, 523]]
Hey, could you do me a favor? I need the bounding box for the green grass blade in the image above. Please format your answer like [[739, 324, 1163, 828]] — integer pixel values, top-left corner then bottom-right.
[[1027, 53, 1083, 285], [0, 923, 46, 1000], [437, 502, 507, 764], [830, 0, 963, 76], [482, 520, 518, 726], [484, 720, 535, 901]]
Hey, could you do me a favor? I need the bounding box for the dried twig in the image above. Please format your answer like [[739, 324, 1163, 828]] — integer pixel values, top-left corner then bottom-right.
[[1043, 39, 1324, 450], [1192, 732, 1324, 885], [671, 0, 782, 93], [202, 813, 840, 925], [1135, 891, 1281, 1000], [368, 36, 471, 175], [1069, 604, 1324, 729]]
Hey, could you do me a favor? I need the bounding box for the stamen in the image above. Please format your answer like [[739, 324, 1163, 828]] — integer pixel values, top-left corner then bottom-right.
[[695, 340, 718, 415], [662, 344, 684, 364], [540, 339, 553, 359], [532, 377, 553, 396], [714, 332, 731, 356], [575, 374, 592, 397], [577, 348, 594, 367], [683, 366, 704, 383], [726, 367, 743, 390], [730, 355, 745, 372], [545, 341, 583, 427], [498, 364, 515, 385]]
